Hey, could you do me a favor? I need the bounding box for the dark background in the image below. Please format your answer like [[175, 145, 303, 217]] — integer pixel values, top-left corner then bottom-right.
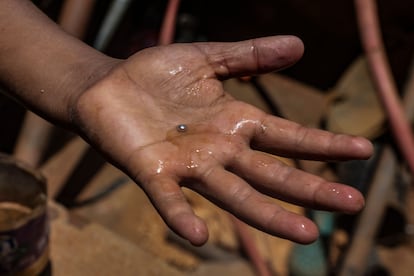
[[2, 0, 414, 153]]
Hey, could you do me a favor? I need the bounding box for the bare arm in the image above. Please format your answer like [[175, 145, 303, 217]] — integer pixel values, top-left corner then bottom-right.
[[0, 0, 117, 126]]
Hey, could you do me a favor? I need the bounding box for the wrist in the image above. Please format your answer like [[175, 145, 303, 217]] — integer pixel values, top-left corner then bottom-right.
[[62, 55, 122, 129], [0, 0, 122, 128]]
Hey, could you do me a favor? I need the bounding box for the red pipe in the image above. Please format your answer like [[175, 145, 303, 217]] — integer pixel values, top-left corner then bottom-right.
[[231, 216, 272, 276], [158, 0, 181, 45], [354, 0, 414, 175]]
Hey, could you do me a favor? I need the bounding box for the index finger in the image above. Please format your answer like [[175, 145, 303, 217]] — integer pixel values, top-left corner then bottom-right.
[[252, 115, 373, 161]]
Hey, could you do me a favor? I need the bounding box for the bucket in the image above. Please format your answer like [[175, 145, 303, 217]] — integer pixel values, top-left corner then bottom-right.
[[0, 153, 49, 275]]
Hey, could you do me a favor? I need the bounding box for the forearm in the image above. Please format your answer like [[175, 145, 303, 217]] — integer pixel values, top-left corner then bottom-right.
[[0, 0, 118, 126]]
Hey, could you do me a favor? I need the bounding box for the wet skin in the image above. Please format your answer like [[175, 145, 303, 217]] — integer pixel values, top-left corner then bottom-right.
[[72, 36, 373, 246]]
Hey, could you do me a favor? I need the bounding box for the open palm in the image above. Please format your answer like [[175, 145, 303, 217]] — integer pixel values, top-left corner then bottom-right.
[[72, 36, 372, 245]]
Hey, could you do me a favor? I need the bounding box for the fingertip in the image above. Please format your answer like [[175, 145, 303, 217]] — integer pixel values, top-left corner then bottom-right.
[[293, 219, 319, 244], [342, 188, 365, 214], [267, 35, 305, 71], [188, 217, 209, 246], [353, 137, 374, 160], [144, 177, 209, 245], [171, 213, 209, 246], [280, 35, 305, 60], [269, 212, 319, 244], [315, 182, 365, 214]]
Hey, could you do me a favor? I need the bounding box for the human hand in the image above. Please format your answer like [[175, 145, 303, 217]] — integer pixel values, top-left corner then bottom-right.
[[71, 36, 373, 245]]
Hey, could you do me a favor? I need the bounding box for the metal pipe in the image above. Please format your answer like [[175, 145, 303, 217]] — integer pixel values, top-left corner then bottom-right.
[[93, 0, 132, 51]]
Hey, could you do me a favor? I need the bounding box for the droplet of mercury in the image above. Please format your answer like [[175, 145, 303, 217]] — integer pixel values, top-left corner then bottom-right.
[[176, 124, 188, 132]]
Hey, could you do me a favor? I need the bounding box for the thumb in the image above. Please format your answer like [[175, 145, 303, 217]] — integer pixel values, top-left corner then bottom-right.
[[195, 35, 304, 79]]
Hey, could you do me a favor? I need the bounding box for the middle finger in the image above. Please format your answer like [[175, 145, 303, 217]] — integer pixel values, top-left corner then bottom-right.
[[228, 150, 365, 214]]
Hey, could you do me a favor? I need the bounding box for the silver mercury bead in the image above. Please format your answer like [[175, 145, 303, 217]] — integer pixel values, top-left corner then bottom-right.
[[176, 124, 188, 132]]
